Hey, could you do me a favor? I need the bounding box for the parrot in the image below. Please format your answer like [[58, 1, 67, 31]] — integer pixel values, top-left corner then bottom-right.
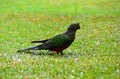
[[17, 23, 80, 55]]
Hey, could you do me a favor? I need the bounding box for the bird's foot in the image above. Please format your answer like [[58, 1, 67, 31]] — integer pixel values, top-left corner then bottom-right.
[[60, 52, 64, 55]]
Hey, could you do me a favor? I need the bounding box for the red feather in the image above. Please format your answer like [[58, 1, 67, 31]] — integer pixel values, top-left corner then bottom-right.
[[50, 45, 69, 53]]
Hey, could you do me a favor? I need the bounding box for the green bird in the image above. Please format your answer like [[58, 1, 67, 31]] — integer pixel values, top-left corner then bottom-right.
[[17, 23, 80, 55]]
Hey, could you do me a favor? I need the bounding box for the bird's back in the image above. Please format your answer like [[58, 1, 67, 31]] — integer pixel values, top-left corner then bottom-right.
[[39, 33, 73, 52]]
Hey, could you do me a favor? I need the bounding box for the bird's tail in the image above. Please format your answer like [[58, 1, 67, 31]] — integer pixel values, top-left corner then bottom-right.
[[17, 45, 40, 52]]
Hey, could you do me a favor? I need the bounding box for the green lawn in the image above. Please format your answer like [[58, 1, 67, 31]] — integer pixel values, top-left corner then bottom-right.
[[0, 0, 120, 79]]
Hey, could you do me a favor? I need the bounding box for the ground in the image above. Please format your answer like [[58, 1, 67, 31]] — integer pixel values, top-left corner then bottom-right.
[[0, 0, 120, 79]]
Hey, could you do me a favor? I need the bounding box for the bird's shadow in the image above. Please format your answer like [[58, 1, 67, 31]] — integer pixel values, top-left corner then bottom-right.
[[21, 51, 60, 56], [17, 51, 81, 58]]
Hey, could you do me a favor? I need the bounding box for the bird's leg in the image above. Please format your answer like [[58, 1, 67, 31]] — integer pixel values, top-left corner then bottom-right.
[[60, 51, 63, 55]]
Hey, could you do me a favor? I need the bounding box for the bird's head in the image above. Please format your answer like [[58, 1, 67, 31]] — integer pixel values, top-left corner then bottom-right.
[[67, 23, 80, 32]]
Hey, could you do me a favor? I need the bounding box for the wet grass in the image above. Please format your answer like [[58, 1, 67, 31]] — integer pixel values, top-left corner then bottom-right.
[[0, 0, 120, 79]]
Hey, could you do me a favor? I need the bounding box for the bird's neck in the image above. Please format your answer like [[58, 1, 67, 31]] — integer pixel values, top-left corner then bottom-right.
[[65, 30, 76, 40]]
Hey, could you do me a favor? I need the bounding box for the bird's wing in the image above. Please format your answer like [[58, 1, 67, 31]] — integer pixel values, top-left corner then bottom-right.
[[40, 34, 72, 49], [31, 39, 49, 43]]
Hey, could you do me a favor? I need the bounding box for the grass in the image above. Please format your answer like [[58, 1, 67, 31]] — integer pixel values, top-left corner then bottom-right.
[[0, 0, 120, 79]]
